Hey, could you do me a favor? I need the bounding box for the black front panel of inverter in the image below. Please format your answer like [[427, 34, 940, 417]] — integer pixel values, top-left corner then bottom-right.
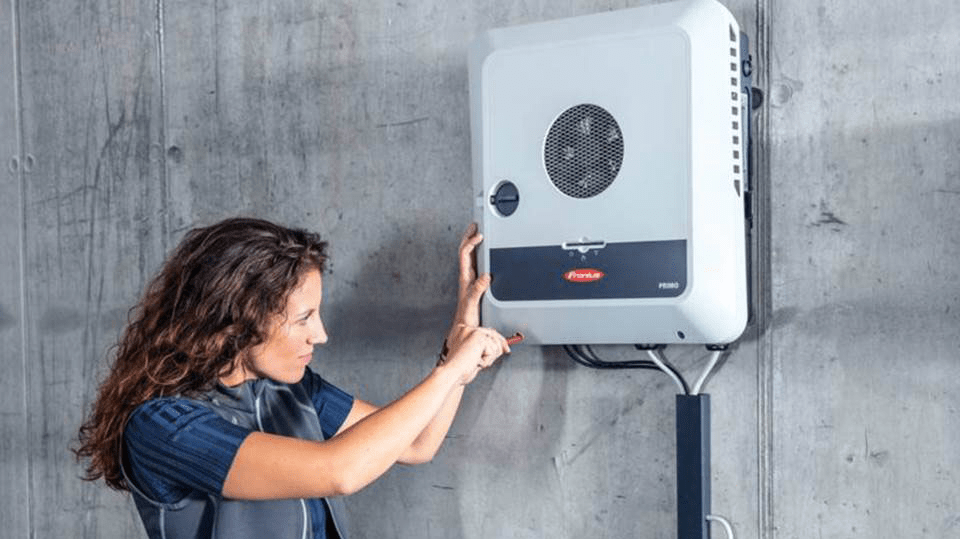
[[489, 240, 687, 301]]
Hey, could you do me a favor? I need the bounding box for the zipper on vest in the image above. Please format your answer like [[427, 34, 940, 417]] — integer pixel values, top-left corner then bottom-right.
[[299, 499, 309, 539], [256, 391, 310, 539]]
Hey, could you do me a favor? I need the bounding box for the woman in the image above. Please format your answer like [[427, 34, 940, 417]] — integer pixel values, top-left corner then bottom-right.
[[74, 217, 512, 539]]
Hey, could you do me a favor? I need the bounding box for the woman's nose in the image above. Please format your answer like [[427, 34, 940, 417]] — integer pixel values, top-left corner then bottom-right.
[[309, 318, 328, 345]]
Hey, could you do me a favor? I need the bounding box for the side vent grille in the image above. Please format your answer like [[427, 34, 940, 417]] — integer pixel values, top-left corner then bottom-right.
[[729, 26, 743, 197]]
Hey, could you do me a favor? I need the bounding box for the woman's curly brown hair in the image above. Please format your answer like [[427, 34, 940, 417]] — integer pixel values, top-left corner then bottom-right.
[[74, 217, 328, 490]]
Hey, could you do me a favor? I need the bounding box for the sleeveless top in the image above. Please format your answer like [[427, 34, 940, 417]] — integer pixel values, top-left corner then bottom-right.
[[122, 368, 353, 539]]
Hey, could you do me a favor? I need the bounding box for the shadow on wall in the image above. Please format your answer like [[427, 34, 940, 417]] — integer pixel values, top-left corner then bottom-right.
[[446, 342, 571, 537], [767, 118, 960, 339], [323, 226, 456, 349]]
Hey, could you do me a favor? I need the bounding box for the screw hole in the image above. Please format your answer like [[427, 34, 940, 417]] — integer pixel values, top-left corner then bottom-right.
[[167, 145, 184, 164], [677, 331, 686, 340]]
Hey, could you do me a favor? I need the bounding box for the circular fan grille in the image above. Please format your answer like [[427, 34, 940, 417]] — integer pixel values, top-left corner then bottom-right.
[[543, 104, 624, 199]]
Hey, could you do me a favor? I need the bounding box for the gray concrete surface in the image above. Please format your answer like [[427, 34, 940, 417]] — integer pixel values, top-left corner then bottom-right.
[[0, 0, 957, 538], [767, 2, 960, 538], [0, 0, 28, 536]]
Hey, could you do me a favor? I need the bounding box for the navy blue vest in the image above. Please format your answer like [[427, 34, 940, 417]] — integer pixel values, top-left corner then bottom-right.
[[122, 378, 350, 539]]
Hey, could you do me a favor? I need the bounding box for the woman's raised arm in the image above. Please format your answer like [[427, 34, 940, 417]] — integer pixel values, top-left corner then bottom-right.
[[222, 323, 509, 500], [222, 223, 510, 500]]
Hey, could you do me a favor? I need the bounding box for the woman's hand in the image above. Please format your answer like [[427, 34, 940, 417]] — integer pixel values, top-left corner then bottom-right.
[[453, 222, 485, 327], [444, 223, 485, 352], [440, 223, 511, 385], [443, 323, 510, 385]]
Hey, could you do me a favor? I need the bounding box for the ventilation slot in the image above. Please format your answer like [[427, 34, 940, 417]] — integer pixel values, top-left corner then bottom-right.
[[728, 43, 743, 198]]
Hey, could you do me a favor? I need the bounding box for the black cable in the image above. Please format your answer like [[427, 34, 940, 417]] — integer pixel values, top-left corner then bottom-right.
[[562, 345, 599, 368], [562, 344, 690, 393], [562, 345, 603, 369], [582, 345, 662, 371], [562, 344, 668, 372], [564, 344, 691, 393]]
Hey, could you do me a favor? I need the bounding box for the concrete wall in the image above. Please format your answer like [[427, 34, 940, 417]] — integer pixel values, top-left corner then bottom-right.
[[768, 2, 960, 538], [1, 0, 27, 535], [0, 0, 956, 538]]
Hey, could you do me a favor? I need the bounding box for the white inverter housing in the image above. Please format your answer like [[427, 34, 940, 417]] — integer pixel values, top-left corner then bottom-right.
[[469, 0, 750, 345]]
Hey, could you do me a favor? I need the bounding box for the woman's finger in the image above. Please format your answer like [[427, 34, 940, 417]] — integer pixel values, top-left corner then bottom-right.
[[495, 330, 511, 355], [458, 222, 478, 251], [463, 274, 491, 316], [479, 329, 509, 366], [459, 234, 483, 296]]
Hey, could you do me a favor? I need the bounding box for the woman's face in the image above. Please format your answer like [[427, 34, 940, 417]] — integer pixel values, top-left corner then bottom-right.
[[222, 269, 328, 386]]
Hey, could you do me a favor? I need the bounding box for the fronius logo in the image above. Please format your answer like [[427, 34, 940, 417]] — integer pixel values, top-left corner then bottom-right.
[[563, 268, 605, 283]]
